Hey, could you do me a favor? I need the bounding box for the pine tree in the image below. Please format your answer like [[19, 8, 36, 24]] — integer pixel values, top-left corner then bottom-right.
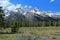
[[48, 21, 51, 26], [10, 20, 20, 33], [0, 6, 5, 28]]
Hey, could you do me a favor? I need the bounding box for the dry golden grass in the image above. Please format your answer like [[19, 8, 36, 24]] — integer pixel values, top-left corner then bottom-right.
[[19, 27, 60, 35], [0, 27, 60, 40]]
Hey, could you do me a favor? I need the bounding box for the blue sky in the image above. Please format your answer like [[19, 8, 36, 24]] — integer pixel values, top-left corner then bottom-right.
[[10, 0, 60, 12]]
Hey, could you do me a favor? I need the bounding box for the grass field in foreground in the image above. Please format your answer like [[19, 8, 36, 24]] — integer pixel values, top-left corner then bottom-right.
[[0, 27, 60, 40], [19, 27, 60, 35]]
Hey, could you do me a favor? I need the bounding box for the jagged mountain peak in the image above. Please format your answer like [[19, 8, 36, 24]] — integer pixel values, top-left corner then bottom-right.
[[4, 7, 60, 22]]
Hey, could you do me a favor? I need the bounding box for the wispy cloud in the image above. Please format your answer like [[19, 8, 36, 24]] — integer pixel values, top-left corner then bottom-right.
[[50, 0, 55, 3], [0, 0, 32, 12]]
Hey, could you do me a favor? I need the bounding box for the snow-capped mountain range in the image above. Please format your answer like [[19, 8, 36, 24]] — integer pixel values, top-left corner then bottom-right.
[[4, 7, 60, 22]]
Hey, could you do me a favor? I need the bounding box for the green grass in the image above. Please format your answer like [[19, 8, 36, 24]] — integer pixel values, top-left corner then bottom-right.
[[19, 27, 60, 35], [0, 27, 60, 40]]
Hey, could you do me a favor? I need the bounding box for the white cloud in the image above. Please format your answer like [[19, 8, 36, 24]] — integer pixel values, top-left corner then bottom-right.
[[50, 0, 55, 2], [0, 0, 11, 8], [0, 0, 32, 12], [24, 5, 28, 8], [7, 5, 15, 11], [29, 6, 32, 8], [0, 0, 9, 1], [15, 4, 21, 8]]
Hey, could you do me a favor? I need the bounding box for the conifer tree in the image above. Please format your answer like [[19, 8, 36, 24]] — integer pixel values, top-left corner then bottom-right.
[[0, 6, 5, 28]]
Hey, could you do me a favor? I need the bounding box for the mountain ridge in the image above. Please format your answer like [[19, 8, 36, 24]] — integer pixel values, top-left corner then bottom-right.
[[4, 7, 60, 22]]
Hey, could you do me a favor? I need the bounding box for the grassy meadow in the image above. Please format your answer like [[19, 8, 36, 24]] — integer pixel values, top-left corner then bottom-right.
[[0, 27, 60, 40]]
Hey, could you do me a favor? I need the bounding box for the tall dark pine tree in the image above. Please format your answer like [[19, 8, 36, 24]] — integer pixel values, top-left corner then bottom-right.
[[0, 6, 5, 28]]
